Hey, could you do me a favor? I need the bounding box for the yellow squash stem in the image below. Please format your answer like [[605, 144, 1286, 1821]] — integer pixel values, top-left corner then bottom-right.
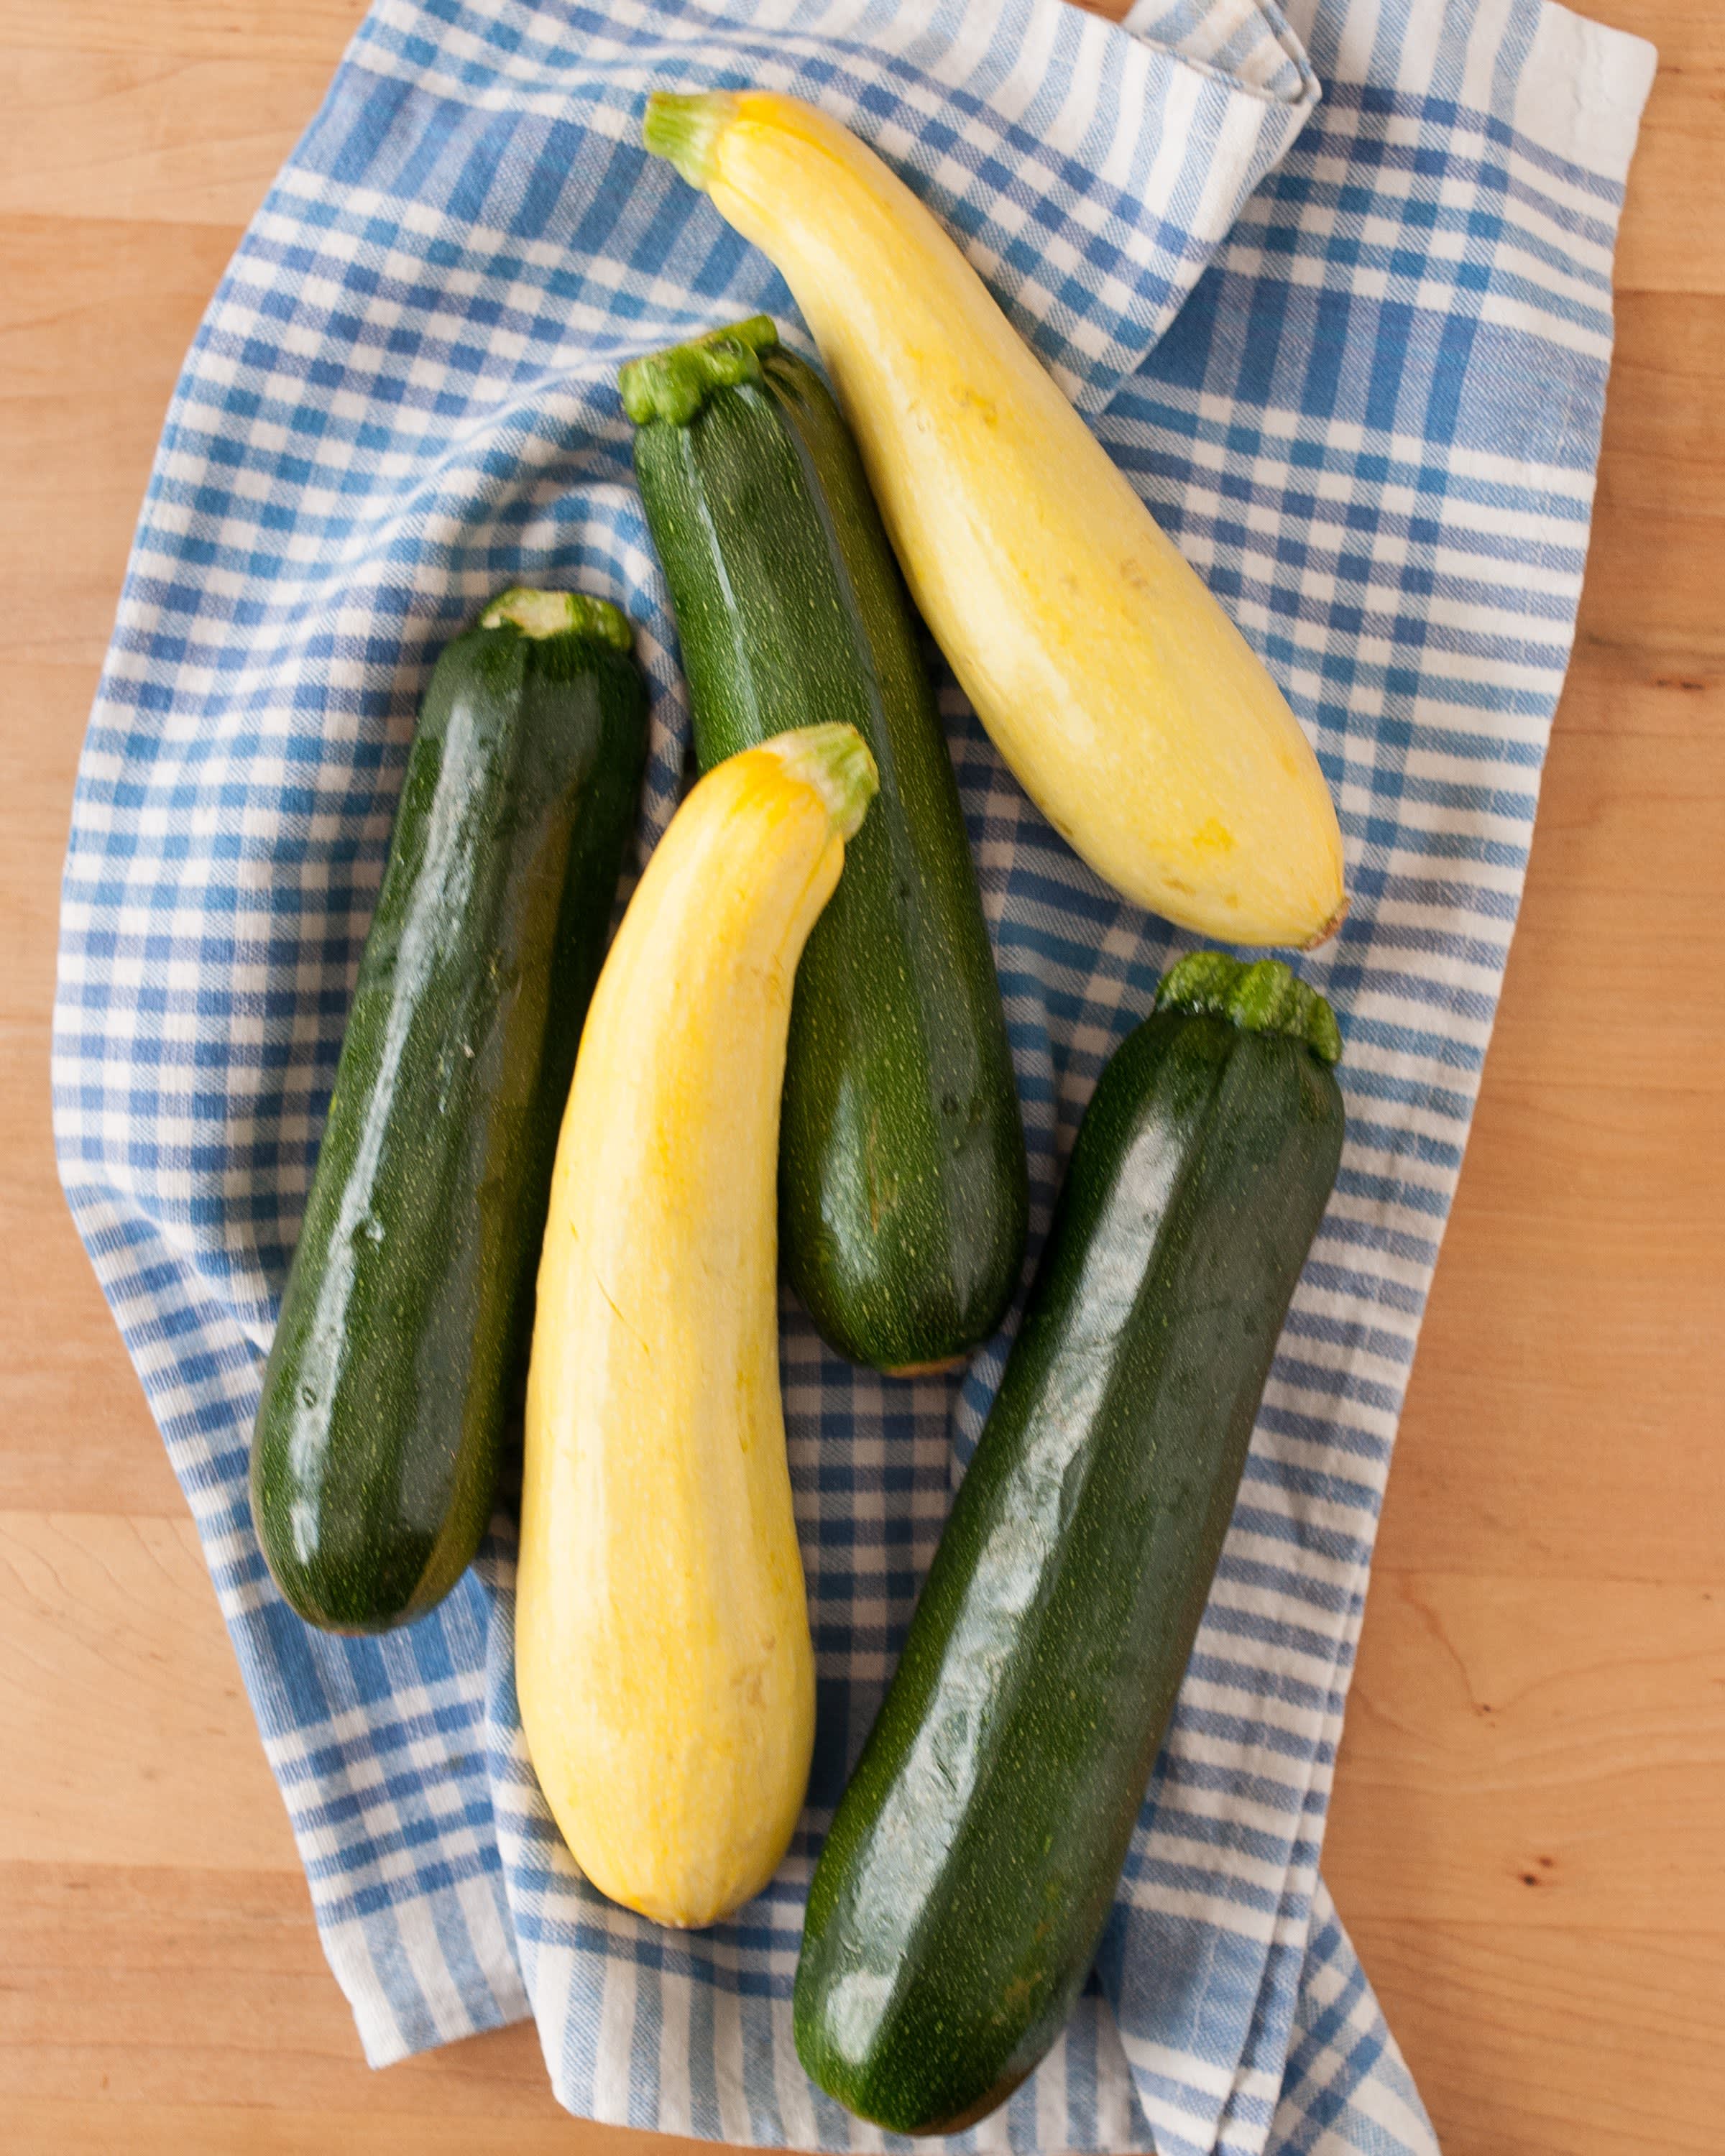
[[644, 90, 1347, 949], [517, 723, 877, 1930]]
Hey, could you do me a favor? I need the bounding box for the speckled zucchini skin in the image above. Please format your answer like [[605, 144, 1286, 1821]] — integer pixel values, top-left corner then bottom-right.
[[625, 320, 1027, 1373], [251, 598, 648, 1632], [793, 957, 1346, 2132]]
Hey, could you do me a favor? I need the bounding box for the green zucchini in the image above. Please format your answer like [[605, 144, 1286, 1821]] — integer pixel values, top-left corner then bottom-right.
[[622, 317, 1027, 1374], [794, 952, 1346, 2132], [251, 589, 648, 1633]]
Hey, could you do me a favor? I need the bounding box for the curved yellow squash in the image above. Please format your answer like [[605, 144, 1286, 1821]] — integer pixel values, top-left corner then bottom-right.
[[518, 723, 878, 1929], [644, 90, 1346, 949]]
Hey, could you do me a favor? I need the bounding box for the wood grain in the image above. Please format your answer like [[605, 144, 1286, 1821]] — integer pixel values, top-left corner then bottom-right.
[[1344, 1921, 1724, 2156], [0, 216, 243, 665], [0, 1, 371, 64], [1594, 0, 1725, 296], [0, 1514, 290, 1871], [0, 47, 338, 225], [1328, 1573, 1725, 1930], [1, 4, 1719, 2155]]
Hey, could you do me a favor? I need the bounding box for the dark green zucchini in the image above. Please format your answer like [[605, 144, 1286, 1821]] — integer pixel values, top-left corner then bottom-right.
[[251, 589, 648, 1632], [622, 317, 1027, 1374], [794, 952, 1346, 2132]]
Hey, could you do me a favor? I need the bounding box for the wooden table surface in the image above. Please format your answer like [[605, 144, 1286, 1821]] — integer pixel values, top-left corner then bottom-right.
[[3, 4, 1720, 2152]]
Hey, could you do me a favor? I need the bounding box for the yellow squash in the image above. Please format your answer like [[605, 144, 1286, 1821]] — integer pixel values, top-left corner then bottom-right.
[[517, 722, 877, 1930], [644, 90, 1346, 949]]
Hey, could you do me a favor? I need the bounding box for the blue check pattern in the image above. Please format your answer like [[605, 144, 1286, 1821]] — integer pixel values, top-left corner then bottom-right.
[[52, 1, 1655, 2151]]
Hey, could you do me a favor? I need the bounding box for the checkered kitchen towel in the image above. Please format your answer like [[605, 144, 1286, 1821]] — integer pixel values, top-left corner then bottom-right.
[[52, 1, 1655, 2150]]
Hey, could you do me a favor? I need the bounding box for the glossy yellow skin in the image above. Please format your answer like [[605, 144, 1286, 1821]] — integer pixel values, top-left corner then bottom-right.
[[653, 91, 1347, 947], [518, 726, 875, 1929]]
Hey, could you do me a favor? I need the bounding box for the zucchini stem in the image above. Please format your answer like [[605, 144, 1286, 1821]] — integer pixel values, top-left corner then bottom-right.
[[768, 722, 879, 842], [1156, 950, 1342, 1064], [643, 91, 735, 191], [619, 315, 780, 427], [479, 587, 633, 651]]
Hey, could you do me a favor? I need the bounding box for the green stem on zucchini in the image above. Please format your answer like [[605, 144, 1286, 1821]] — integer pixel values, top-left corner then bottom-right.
[[618, 315, 780, 427], [643, 89, 734, 192], [479, 587, 634, 651], [1156, 949, 1342, 1064], [767, 722, 880, 842]]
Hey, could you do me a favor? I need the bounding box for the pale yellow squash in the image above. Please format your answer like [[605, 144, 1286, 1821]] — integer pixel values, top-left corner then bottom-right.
[[517, 723, 878, 1929], [644, 90, 1346, 949]]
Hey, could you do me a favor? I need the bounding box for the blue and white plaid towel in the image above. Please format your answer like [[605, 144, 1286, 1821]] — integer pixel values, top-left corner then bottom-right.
[[52, 1, 1655, 2150]]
